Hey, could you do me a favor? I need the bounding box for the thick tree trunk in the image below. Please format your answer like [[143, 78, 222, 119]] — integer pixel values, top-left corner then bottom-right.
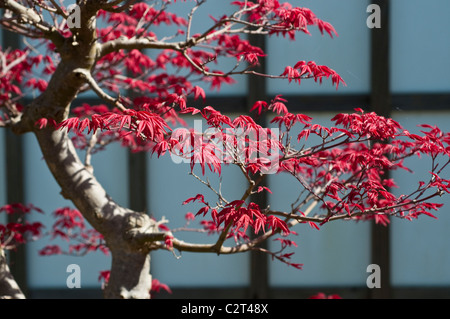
[[104, 251, 152, 299], [34, 128, 116, 233], [0, 248, 25, 299], [34, 127, 154, 298]]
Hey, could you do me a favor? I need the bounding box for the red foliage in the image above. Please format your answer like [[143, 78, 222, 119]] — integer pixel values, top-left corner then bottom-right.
[[39, 207, 109, 257], [309, 292, 342, 299], [1, 1, 450, 295], [0, 204, 44, 250], [98, 270, 171, 296]]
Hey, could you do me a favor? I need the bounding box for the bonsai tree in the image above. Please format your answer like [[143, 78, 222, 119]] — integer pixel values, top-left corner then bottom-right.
[[0, 0, 449, 299]]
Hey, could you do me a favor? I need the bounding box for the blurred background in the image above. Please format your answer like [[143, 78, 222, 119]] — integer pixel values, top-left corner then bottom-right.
[[1, 0, 450, 299]]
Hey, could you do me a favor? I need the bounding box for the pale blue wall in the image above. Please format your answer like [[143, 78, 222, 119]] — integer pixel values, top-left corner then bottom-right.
[[148, 116, 250, 287], [269, 219, 371, 287], [391, 111, 450, 286], [23, 132, 129, 289], [267, 0, 371, 95], [267, 112, 371, 287], [390, 0, 450, 93], [151, 0, 249, 96]]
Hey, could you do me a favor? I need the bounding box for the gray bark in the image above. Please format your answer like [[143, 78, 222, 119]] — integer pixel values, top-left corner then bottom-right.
[[0, 248, 25, 299], [105, 250, 152, 299], [34, 124, 154, 299]]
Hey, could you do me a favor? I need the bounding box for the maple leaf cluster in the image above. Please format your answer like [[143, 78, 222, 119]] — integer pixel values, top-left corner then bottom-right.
[[232, 0, 337, 39], [309, 292, 342, 299], [0, 203, 44, 250], [0, 203, 107, 256], [39, 207, 109, 256], [0, 49, 43, 126]]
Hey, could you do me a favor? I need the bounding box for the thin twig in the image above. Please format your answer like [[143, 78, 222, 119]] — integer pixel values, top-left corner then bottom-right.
[[73, 68, 127, 112]]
